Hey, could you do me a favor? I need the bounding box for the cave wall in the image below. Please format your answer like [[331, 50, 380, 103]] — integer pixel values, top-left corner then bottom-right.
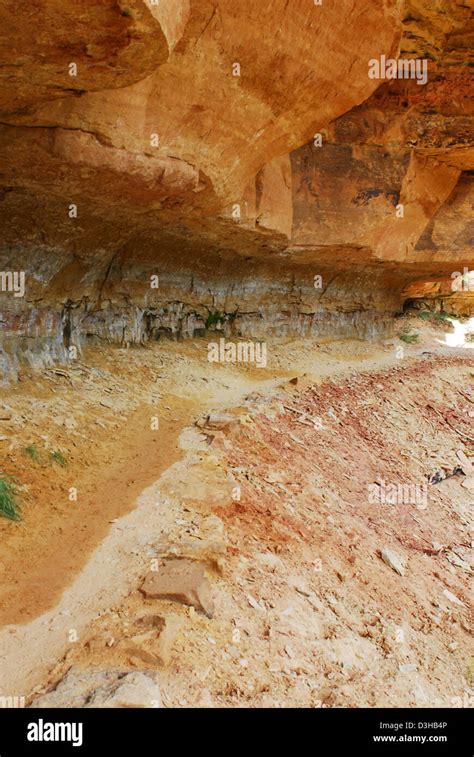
[[0, 0, 473, 378]]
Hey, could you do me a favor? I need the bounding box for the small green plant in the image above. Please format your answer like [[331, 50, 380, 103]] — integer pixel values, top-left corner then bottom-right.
[[399, 328, 419, 344], [205, 308, 238, 330], [24, 444, 40, 462], [205, 310, 225, 330], [417, 310, 451, 322], [50, 450, 67, 467], [0, 474, 20, 521]]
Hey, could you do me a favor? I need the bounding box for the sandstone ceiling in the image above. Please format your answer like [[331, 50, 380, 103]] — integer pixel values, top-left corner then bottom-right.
[[0, 0, 473, 354]]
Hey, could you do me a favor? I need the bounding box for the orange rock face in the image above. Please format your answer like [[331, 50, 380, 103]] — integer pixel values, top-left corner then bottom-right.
[[0, 0, 190, 114], [0, 0, 472, 372]]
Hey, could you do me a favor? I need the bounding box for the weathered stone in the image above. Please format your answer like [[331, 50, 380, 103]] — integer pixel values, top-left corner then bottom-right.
[[380, 547, 406, 576], [125, 615, 184, 666], [125, 634, 159, 666], [399, 663, 417, 673], [442, 589, 465, 607], [153, 513, 227, 570], [203, 413, 241, 435], [30, 668, 162, 709], [456, 449, 473, 476], [140, 559, 215, 618], [87, 672, 162, 709], [255, 552, 284, 571]]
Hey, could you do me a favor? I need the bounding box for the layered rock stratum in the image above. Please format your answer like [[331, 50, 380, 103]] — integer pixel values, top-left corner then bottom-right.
[[0, 0, 472, 376]]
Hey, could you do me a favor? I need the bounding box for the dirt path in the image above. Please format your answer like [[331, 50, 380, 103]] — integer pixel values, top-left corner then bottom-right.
[[0, 335, 401, 627], [0, 398, 195, 625], [0, 322, 472, 703]]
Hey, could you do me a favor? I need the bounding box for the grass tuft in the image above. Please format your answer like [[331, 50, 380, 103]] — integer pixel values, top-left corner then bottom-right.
[[205, 310, 225, 330], [417, 310, 451, 322], [0, 474, 20, 521], [399, 328, 419, 344], [50, 450, 67, 467], [205, 308, 238, 330], [24, 444, 40, 461]]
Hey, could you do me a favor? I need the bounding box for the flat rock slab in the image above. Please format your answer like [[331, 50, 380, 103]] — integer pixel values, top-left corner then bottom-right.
[[124, 614, 184, 667], [88, 672, 162, 709], [30, 668, 162, 709], [140, 558, 215, 618], [197, 412, 241, 437], [380, 547, 406, 576]]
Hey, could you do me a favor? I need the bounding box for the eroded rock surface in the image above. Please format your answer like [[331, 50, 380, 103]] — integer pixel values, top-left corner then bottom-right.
[[141, 558, 215, 618], [0, 1, 472, 376], [30, 668, 162, 709]]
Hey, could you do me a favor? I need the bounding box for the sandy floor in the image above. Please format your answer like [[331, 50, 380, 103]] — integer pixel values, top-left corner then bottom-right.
[[0, 317, 472, 706]]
